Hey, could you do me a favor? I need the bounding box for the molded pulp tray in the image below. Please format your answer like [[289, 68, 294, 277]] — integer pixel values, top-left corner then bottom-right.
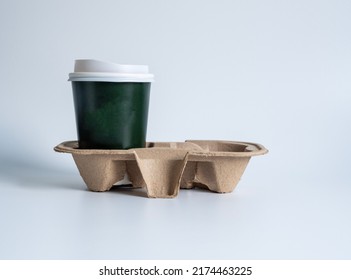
[[54, 140, 268, 198]]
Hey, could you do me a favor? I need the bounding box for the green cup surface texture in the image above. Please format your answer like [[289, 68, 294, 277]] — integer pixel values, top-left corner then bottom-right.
[[72, 81, 150, 149]]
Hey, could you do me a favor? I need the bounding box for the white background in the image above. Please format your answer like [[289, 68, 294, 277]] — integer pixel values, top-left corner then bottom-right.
[[0, 0, 350, 259]]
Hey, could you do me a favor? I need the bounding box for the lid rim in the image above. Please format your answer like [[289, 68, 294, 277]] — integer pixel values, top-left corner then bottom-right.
[[68, 72, 154, 82]]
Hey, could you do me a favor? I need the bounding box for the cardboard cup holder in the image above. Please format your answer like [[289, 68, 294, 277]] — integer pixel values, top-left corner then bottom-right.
[[54, 140, 268, 198]]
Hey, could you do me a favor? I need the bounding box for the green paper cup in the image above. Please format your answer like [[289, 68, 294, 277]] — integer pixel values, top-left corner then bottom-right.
[[68, 59, 154, 149]]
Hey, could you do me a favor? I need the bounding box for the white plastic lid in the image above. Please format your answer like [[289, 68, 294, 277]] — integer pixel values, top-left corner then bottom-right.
[[68, 59, 154, 82]]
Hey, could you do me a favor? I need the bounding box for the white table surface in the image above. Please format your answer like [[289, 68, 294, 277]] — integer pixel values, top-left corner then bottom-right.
[[1, 160, 350, 260]]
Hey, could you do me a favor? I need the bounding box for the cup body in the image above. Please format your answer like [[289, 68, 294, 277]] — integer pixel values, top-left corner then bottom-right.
[[72, 81, 151, 149]]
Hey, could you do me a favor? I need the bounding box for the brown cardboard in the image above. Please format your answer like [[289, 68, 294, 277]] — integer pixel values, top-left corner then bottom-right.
[[54, 140, 268, 198]]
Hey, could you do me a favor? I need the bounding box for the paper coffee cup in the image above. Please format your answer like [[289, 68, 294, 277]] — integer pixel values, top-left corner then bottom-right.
[[69, 59, 154, 149]]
